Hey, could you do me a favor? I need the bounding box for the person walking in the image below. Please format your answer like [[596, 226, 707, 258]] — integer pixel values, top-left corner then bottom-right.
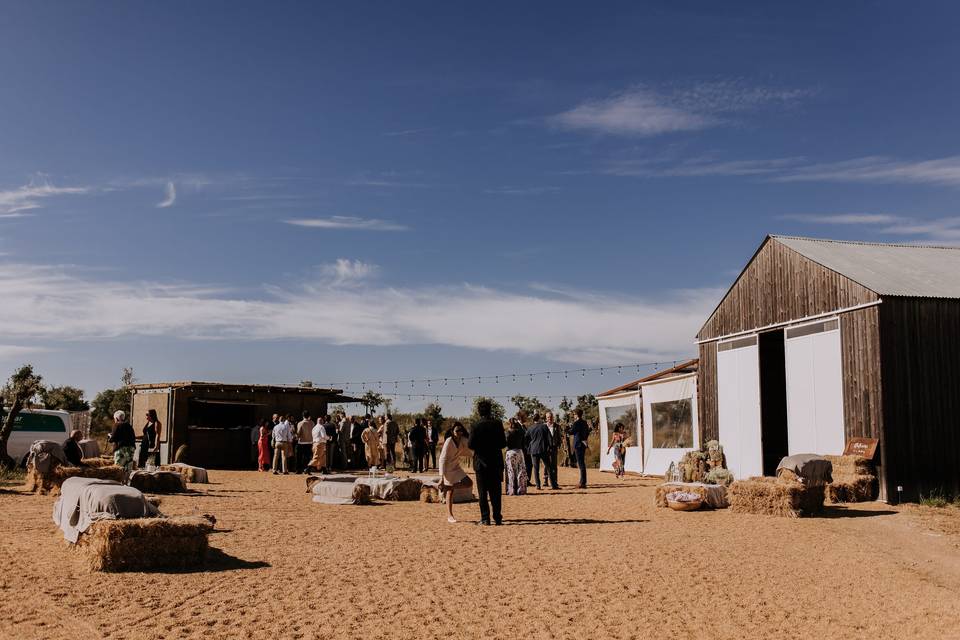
[[383, 414, 400, 467], [438, 422, 473, 523], [108, 410, 137, 470], [256, 419, 272, 471], [567, 408, 591, 489], [607, 422, 627, 479], [526, 414, 554, 490], [295, 411, 315, 474], [504, 418, 528, 495], [408, 418, 427, 472], [468, 400, 506, 526], [271, 415, 295, 474], [544, 411, 562, 489]]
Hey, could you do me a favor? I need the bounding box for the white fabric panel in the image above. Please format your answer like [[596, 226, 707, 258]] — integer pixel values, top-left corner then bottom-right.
[[717, 341, 763, 480], [598, 393, 643, 474], [785, 326, 845, 456], [641, 374, 698, 476]]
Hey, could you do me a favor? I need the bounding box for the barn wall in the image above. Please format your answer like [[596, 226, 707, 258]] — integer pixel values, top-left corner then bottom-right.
[[879, 298, 960, 501], [698, 238, 879, 341], [697, 341, 718, 443]]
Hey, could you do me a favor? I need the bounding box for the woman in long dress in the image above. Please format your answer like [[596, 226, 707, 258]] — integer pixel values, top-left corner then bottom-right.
[[361, 421, 382, 468], [257, 419, 272, 471], [607, 422, 627, 479], [438, 422, 473, 523], [504, 418, 528, 495]]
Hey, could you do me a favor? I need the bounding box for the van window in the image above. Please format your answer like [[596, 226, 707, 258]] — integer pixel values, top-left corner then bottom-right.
[[0, 410, 66, 432]]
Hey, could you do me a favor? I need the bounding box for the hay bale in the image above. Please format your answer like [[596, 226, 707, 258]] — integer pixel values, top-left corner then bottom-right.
[[420, 486, 440, 503], [655, 483, 710, 508], [383, 478, 422, 501], [823, 455, 874, 479], [75, 516, 213, 572], [158, 464, 209, 484], [826, 475, 877, 503], [81, 457, 115, 468], [128, 471, 187, 494], [351, 483, 372, 505], [27, 463, 127, 496], [728, 477, 825, 517]]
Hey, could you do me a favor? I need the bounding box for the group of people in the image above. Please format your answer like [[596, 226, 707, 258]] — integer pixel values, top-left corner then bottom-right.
[[254, 412, 443, 476], [105, 409, 162, 471]]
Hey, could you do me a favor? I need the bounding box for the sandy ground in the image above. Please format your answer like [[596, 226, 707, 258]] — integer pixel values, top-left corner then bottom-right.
[[2, 468, 960, 640]]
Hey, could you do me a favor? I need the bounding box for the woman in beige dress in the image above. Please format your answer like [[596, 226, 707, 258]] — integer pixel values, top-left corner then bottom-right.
[[438, 422, 473, 523], [361, 420, 382, 468]]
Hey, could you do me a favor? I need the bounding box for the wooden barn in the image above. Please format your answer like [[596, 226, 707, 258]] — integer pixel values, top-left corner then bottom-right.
[[129, 382, 358, 469], [696, 235, 960, 502]]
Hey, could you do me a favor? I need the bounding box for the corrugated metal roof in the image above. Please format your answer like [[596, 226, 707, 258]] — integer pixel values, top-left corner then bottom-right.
[[773, 235, 960, 298]]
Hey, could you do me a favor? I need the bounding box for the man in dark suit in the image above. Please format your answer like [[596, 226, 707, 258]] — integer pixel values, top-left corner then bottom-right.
[[408, 418, 427, 472], [544, 411, 563, 489], [567, 408, 591, 489], [468, 400, 506, 525], [526, 414, 553, 490]]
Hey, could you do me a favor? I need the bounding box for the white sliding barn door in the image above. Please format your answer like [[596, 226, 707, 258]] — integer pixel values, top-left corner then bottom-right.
[[716, 335, 763, 480], [785, 319, 845, 456]]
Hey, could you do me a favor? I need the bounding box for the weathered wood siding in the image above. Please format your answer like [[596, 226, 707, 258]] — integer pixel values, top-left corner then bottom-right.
[[879, 298, 960, 501], [698, 238, 878, 341], [697, 341, 718, 443]]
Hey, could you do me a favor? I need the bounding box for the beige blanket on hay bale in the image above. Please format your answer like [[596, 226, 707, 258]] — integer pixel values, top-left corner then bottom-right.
[[655, 482, 728, 509], [128, 470, 187, 494], [53, 477, 159, 543], [27, 461, 127, 496]]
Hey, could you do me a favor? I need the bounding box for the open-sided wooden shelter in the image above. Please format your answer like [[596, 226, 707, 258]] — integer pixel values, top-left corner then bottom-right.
[[696, 235, 960, 501]]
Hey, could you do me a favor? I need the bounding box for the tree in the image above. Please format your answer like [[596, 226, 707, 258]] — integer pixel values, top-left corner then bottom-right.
[[558, 396, 573, 422], [469, 396, 505, 424], [41, 385, 89, 412], [510, 394, 550, 419], [423, 402, 444, 428], [360, 391, 385, 415], [91, 367, 135, 430], [574, 393, 599, 423], [0, 365, 44, 467]]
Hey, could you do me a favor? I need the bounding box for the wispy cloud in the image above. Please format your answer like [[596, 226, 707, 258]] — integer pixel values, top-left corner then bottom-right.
[[549, 81, 810, 137], [605, 156, 803, 178], [318, 259, 379, 285], [383, 128, 433, 137], [156, 181, 177, 208], [0, 262, 714, 364], [771, 155, 960, 187], [784, 212, 960, 245], [0, 177, 93, 218], [283, 216, 408, 231], [347, 178, 432, 188], [484, 186, 561, 196]]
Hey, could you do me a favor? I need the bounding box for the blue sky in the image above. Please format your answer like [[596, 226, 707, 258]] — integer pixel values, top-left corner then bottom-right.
[[3, 2, 960, 412]]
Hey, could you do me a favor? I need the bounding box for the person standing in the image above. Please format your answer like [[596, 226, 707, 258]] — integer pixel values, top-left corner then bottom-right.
[[361, 419, 382, 468], [544, 411, 562, 489], [63, 430, 85, 467], [307, 418, 331, 474], [351, 416, 367, 469], [257, 419, 272, 471], [408, 418, 427, 473], [296, 411, 315, 474], [438, 422, 473, 523], [426, 419, 440, 470], [137, 412, 158, 469], [338, 414, 352, 468], [526, 414, 553, 490], [468, 400, 506, 526], [567, 408, 591, 489], [320, 415, 337, 470], [383, 414, 400, 467], [108, 410, 136, 470], [271, 415, 295, 474], [504, 418, 528, 495]]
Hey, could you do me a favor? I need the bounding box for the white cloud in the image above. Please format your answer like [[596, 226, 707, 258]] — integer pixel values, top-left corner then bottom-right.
[[157, 181, 177, 208], [318, 259, 379, 285], [0, 178, 92, 217], [0, 344, 50, 361], [284, 216, 408, 231], [606, 156, 803, 178], [780, 213, 907, 225], [484, 186, 561, 195], [0, 263, 715, 365], [784, 212, 960, 245], [773, 155, 960, 187], [549, 81, 809, 136]]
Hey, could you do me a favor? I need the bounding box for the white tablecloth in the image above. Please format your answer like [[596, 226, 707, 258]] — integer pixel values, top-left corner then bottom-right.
[[660, 482, 728, 508], [311, 480, 363, 505], [78, 439, 101, 459]]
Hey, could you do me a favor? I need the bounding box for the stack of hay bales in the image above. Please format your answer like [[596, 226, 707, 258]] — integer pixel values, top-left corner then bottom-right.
[[76, 516, 213, 572], [351, 483, 372, 505], [823, 455, 877, 503], [128, 470, 187, 494], [27, 463, 126, 496], [159, 463, 209, 484], [80, 457, 115, 468], [729, 477, 825, 517], [655, 483, 710, 508]]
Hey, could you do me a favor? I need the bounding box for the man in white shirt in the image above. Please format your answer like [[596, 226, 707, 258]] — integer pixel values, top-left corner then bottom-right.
[[272, 416, 295, 474], [296, 411, 315, 474], [307, 416, 331, 473]]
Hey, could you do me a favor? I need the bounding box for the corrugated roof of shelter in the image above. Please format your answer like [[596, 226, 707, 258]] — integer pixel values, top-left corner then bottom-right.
[[597, 359, 698, 398], [773, 235, 960, 298]]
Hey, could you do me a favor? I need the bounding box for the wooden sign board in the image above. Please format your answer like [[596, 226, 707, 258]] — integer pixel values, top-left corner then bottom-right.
[[844, 437, 879, 459]]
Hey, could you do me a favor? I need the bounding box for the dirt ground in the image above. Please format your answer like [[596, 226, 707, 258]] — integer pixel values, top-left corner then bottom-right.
[[2, 467, 959, 640]]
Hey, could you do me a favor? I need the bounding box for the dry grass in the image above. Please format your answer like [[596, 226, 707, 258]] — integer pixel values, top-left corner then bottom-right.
[[75, 516, 213, 572], [826, 475, 878, 503], [728, 477, 825, 517], [128, 471, 187, 494], [80, 457, 116, 468], [25, 464, 126, 495]]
